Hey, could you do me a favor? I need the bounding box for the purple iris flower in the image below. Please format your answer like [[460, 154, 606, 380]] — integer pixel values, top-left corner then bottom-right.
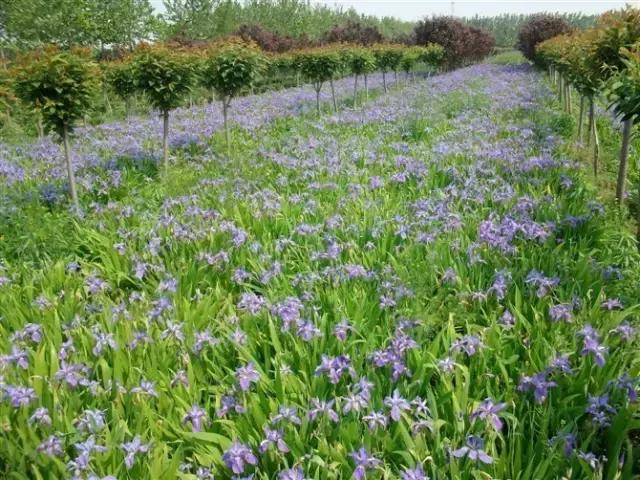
[[182, 404, 209, 432], [350, 447, 382, 480], [236, 363, 260, 391], [308, 398, 339, 423], [259, 427, 289, 454], [278, 467, 309, 480], [451, 435, 493, 464], [470, 398, 507, 430], [121, 436, 150, 470], [518, 372, 557, 403], [223, 441, 258, 475], [401, 465, 429, 480], [384, 389, 411, 421]]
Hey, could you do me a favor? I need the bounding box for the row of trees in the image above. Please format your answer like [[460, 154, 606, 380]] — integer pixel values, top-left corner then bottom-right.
[[463, 13, 597, 48], [3, 41, 446, 208], [0, 0, 415, 50], [534, 8, 639, 213]]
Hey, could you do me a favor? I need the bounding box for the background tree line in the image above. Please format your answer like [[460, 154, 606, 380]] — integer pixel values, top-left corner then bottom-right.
[[1, 0, 602, 54]]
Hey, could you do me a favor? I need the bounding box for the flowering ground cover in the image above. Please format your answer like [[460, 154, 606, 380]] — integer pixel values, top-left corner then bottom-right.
[[0, 62, 639, 479]]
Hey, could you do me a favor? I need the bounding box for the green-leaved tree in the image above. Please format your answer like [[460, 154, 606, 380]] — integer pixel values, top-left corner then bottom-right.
[[13, 49, 98, 209], [202, 41, 266, 155], [131, 47, 196, 174]]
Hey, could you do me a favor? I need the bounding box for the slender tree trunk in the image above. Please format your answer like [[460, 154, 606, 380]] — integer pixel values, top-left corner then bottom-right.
[[330, 79, 337, 113], [104, 90, 112, 115], [62, 123, 79, 209], [315, 85, 321, 116], [162, 110, 169, 175], [565, 84, 572, 114], [36, 115, 44, 139], [222, 97, 231, 158], [353, 75, 358, 107], [382, 71, 387, 93], [559, 75, 564, 107], [577, 96, 585, 143], [587, 97, 596, 147], [616, 119, 633, 204], [589, 99, 599, 177], [364, 74, 369, 101]]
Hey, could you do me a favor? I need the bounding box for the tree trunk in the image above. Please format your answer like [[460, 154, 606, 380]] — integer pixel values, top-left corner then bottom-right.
[[577, 96, 585, 143], [565, 84, 572, 114], [382, 71, 387, 93], [330, 79, 337, 113], [559, 75, 564, 107], [162, 110, 169, 174], [315, 85, 321, 116], [616, 119, 633, 204], [590, 99, 599, 177], [587, 97, 594, 148], [353, 75, 358, 107], [104, 90, 112, 115], [62, 123, 79, 210], [223, 98, 231, 158], [364, 74, 369, 101], [36, 115, 44, 139]]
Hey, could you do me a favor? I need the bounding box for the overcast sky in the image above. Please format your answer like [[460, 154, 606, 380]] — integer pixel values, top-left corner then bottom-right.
[[151, 1, 638, 21]]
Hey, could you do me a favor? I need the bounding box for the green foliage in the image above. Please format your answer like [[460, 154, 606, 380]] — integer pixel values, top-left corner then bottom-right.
[[131, 47, 196, 113], [161, 0, 413, 42], [372, 44, 404, 73], [2, 0, 157, 49], [106, 61, 136, 101], [417, 43, 445, 68], [295, 48, 342, 87], [345, 47, 376, 76], [607, 43, 640, 124], [399, 47, 420, 74], [12, 49, 99, 136], [202, 42, 267, 99], [591, 7, 640, 81]]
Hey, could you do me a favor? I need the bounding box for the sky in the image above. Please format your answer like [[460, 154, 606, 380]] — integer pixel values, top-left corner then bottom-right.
[[151, 0, 638, 21]]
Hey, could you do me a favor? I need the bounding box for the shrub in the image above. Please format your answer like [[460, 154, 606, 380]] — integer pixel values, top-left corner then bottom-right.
[[323, 21, 384, 46], [236, 24, 313, 53], [414, 17, 494, 69], [517, 14, 572, 63]]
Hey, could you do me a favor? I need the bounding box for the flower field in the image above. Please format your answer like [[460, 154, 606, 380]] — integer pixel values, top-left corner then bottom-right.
[[0, 60, 639, 480]]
